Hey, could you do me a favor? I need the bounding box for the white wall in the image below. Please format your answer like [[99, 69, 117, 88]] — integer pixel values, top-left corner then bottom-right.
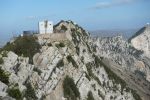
[[39, 21, 53, 34]]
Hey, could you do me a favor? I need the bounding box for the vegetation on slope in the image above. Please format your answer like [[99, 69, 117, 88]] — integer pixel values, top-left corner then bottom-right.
[[92, 54, 142, 100], [86, 62, 101, 86], [2, 35, 41, 63], [7, 84, 22, 100], [0, 57, 4, 64], [24, 82, 37, 100], [0, 67, 10, 85], [67, 55, 78, 68], [87, 91, 95, 100], [63, 75, 80, 100]]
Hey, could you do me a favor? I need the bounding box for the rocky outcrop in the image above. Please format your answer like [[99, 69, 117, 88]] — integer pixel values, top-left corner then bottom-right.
[[0, 20, 147, 100], [129, 25, 150, 58]]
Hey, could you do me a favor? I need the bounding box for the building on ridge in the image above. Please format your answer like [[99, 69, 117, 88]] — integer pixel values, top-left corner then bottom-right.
[[38, 20, 53, 34]]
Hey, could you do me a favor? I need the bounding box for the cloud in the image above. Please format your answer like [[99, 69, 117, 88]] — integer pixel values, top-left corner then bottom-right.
[[91, 0, 144, 10], [26, 16, 36, 20]]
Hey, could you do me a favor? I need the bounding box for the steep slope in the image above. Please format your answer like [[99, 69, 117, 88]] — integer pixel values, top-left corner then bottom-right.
[[129, 25, 150, 57], [93, 34, 150, 99], [0, 20, 142, 100]]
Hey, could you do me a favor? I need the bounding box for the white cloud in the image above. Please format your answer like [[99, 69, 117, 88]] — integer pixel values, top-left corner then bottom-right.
[[26, 16, 36, 20], [91, 0, 145, 10]]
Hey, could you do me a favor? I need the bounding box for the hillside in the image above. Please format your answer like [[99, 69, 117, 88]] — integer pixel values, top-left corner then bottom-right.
[[0, 20, 148, 100]]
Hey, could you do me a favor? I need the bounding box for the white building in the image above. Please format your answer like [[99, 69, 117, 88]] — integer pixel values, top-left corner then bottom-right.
[[39, 20, 53, 34]]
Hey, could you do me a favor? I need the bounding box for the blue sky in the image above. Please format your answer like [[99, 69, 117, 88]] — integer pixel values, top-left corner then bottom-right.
[[0, 0, 150, 43]]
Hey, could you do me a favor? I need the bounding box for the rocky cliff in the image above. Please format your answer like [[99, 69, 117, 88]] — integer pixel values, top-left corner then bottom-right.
[[0, 20, 149, 100], [129, 25, 150, 58]]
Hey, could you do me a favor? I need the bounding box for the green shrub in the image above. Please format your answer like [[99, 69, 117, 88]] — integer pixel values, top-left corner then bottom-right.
[[87, 91, 94, 100], [47, 43, 52, 46], [63, 75, 80, 100], [24, 82, 37, 100], [0, 67, 9, 85], [67, 55, 78, 68], [55, 42, 65, 48], [75, 46, 80, 55], [1, 51, 8, 57], [2, 36, 41, 64], [33, 67, 42, 75], [93, 54, 101, 68], [7, 85, 22, 100], [98, 89, 104, 100], [85, 72, 91, 81], [131, 89, 142, 100], [61, 25, 67, 32], [86, 62, 101, 86], [0, 58, 4, 64], [56, 59, 64, 68], [86, 43, 92, 53]]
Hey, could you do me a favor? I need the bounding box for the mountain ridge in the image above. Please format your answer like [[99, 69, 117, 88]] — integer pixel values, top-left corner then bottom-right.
[[0, 20, 149, 100]]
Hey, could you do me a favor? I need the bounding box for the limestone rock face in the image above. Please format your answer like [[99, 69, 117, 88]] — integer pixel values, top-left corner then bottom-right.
[[0, 21, 148, 100], [0, 82, 8, 97], [130, 25, 150, 57]]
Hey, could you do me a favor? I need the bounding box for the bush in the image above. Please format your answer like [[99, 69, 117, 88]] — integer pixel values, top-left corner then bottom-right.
[[0, 58, 4, 64], [98, 89, 104, 99], [75, 46, 80, 55], [67, 55, 78, 68], [47, 43, 52, 46], [56, 59, 64, 68], [63, 75, 80, 100], [24, 82, 37, 100], [86, 62, 101, 86], [2, 36, 41, 64], [87, 91, 94, 100], [0, 67, 9, 85], [93, 54, 101, 68], [131, 89, 142, 100], [33, 67, 42, 75], [7, 85, 22, 100], [1, 51, 8, 57], [55, 42, 65, 48], [61, 25, 67, 32]]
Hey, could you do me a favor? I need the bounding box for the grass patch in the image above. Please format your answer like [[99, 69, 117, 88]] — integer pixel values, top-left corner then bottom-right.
[[67, 55, 78, 68], [86, 62, 101, 86], [24, 82, 37, 100], [98, 89, 104, 100], [0, 57, 4, 64], [87, 91, 94, 100], [56, 59, 64, 68], [2, 36, 41, 64], [47, 43, 52, 46], [33, 67, 42, 75], [0, 67, 10, 85], [63, 75, 80, 100], [7, 84, 22, 100], [55, 42, 65, 48], [131, 89, 142, 100]]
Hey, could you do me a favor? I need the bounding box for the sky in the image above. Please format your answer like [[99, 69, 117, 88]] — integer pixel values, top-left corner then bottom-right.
[[0, 0, 150, 44]]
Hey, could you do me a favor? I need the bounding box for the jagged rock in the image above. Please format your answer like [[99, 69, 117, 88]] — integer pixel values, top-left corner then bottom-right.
[[0, 81, 8, 97], [0, 20, 148, 100], [130, 25, 150, 57], [0, 96, 15, 100], [2, 51, 18, 73]]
